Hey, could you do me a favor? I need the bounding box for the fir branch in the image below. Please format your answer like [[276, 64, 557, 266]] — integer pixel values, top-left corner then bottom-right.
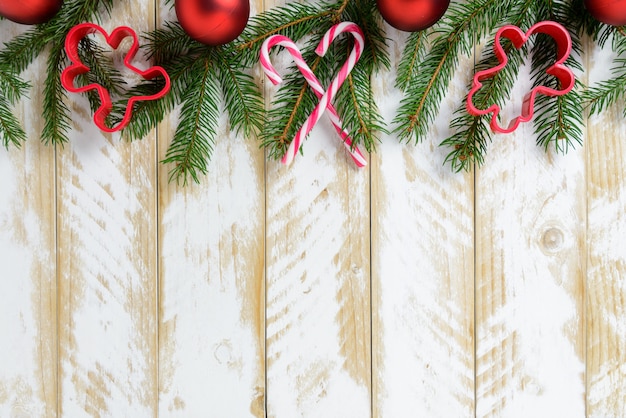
[[441, 0, 535, 171], [162, 57, 221, 184], [530, 0, 584, 153], [335, 60, 386, 152], [237, 2, 332, 66], [0, 93, 27, 147], [585, 77, 626, 116], [584, 25, 626, 116], [143, 21, 202, 65], [260, 46, 320, 160], [393, 0, 509, 143], [42, 44, 71, 145], [395, 31, 428, 91], [0, 67, 30, 104], [0, 30, 49, 75], [215, 47, 265, 136], [533, 84, 584, 152]]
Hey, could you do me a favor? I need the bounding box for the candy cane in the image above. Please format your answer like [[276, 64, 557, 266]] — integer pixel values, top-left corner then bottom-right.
[[283, 22, 364, 165], [260, 34, 366, 167]]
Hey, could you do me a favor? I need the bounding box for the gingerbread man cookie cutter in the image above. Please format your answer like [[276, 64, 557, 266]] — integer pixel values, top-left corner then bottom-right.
[[466, 21, 575, 134], [61, 23, 171, 133]]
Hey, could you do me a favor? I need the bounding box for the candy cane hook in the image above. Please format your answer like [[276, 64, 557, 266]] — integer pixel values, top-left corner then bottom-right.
[[260, 22, 366, 166], [283, 22, 364, 165], [260, 34, 366, 167]]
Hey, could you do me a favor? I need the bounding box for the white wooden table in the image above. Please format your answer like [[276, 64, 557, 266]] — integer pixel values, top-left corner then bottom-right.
[[1, 1, 625, 416]]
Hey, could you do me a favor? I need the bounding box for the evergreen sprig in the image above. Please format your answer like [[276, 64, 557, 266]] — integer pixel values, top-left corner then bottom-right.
[[0, 66, 28, 147], [132, 23, 265, 183], [441, 0, 534, 171], [0, 0, 115, 145], [394, 0, 509, 144], [162, 57, 220, 184], [441, 0, 588, 170], [248, 0, 388, 162], [584, 26, 626, 117], [0, 0, 623, 182]]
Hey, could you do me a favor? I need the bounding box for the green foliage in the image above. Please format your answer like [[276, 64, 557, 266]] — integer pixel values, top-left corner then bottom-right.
[[584, 26, 626, 117], [162, 57, 220, 184], [0, 66, 28, 147], [133, 23, 265, 182], [0, 0, 115, 146], [394, 0, 509, 145], [442, 0, 586, 170], [0, 0, 624, 182], [249, 0, 389, 162]]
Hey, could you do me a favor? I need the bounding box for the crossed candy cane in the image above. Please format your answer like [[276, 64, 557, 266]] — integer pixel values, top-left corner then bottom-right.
[[260, 22, 366, 167]]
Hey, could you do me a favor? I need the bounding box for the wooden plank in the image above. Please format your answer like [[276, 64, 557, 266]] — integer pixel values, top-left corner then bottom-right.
[[0, 22, 57, 416], [56, 2, 159, 415], [156, 2, 266, 416], [474, 66, 586, 415], [370, 30, 475, 417], [265, 140, 371, 417], [263, 1, 371, 414], [586, 40, 626, 417]]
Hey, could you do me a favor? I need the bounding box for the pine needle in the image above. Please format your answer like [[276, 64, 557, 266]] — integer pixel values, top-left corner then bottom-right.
[[162, 57, 221, 184]]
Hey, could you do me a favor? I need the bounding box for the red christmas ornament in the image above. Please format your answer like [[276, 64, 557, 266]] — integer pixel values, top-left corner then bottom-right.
[[377, 0, 450, 32], [175, 0, 250, 46], [584, 0, 626, 26], [0, 0, 62, 25]]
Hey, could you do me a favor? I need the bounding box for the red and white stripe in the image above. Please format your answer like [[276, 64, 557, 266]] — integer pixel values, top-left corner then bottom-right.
[[260, 22, 366, 166]]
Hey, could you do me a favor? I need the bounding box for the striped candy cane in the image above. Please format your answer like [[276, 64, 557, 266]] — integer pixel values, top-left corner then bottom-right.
[[260, 22, 365, 166], [260, 34, 366, 167]]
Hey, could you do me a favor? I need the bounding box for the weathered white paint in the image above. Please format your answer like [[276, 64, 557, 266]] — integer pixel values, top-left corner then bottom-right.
[[0, 29, 57, 417], [158, 110, 265, 417], [371, 28, 475, 418], [265, 117, 371, 417], [0, 146, 56, 418], [475, 88, 586, 417], [54, 5, 159, 416], [1, 1, 626, 417]]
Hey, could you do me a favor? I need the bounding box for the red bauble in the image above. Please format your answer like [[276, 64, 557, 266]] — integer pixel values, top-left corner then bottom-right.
[[584, 0, 626, 26], [377, 0, 450, 32], [0, 0, 62, 25], [175, 0, 250, 46]]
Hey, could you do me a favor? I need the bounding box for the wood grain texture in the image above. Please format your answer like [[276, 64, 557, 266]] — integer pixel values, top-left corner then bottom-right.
[[156, 3, 265, 416], [263, 2, 371, 412], [157, 121, 266, 417], [474, 73, 586, 416], [586, 41, 626, 418], [56, 4, 158, 416], [0, 26, 57, 415], [3, 1, 626, 416], [371, 30, 475, 418], [265, 133, 371, 418]]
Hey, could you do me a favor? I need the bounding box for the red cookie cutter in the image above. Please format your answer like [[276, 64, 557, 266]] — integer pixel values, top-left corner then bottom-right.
[[466, 21, 575, 134], [61, 23, 171, 133]]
